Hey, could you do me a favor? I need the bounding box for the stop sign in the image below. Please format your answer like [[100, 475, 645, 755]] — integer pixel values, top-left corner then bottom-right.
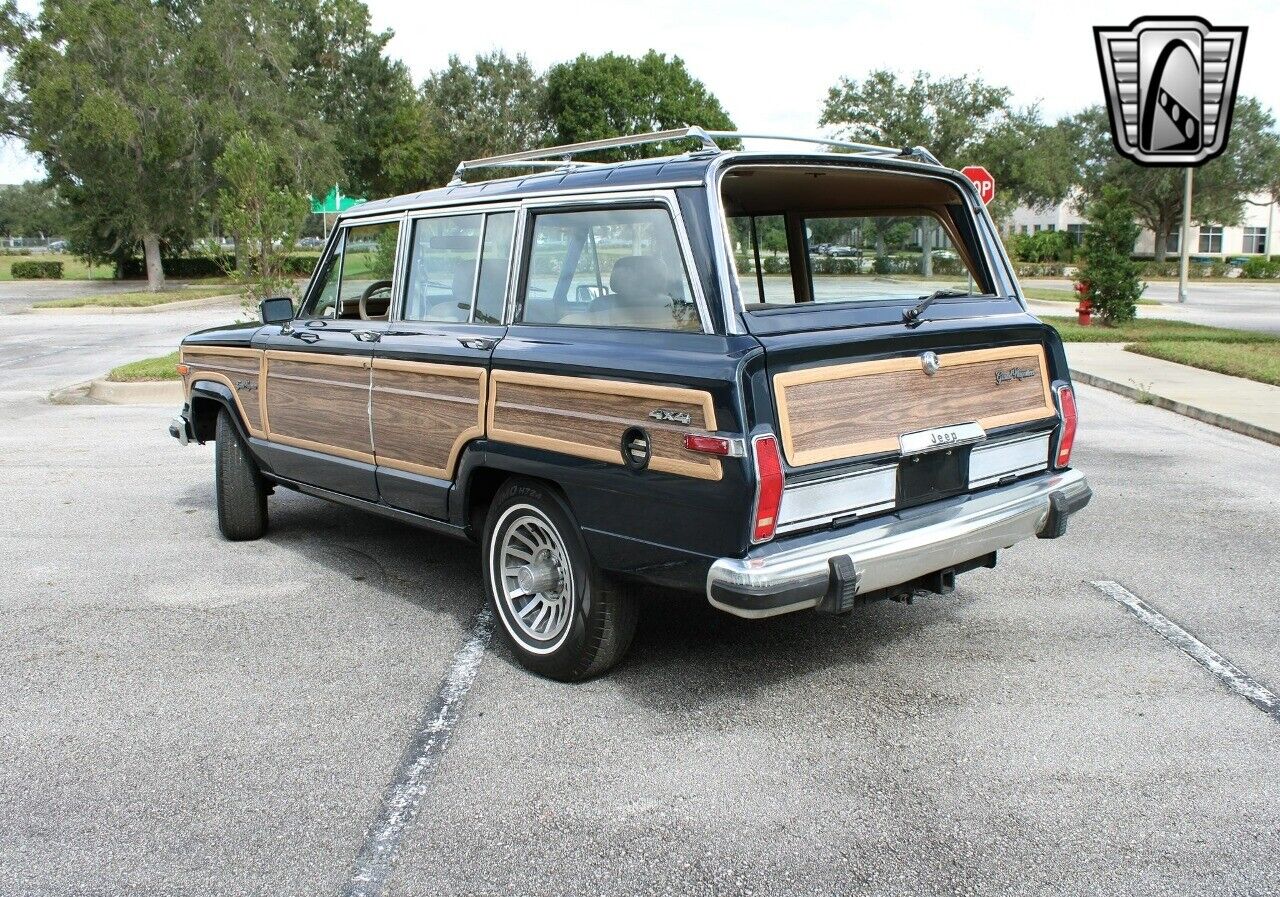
[[961, 166, 996, 205]]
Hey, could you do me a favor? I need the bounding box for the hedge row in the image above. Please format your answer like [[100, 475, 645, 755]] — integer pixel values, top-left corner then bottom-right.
[[12, 260, 63, 279], [116, 254, 318, 279], [739, 255, 968, 277], [1240, 257, 1280, 278]]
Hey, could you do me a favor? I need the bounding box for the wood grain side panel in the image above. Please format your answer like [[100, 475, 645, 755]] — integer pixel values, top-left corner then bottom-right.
[[264, 355, 373, 460], [487, 371, 722, 481], [370, 361, 486, 479], [775, 345, 1055, 466], [180, 348, 265, 436]]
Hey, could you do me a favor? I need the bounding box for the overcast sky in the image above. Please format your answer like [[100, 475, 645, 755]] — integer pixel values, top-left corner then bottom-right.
[[1, 0, 1276, 183]]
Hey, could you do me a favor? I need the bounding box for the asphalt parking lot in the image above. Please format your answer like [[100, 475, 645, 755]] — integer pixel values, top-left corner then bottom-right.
[[2, 301, 1278, 896]]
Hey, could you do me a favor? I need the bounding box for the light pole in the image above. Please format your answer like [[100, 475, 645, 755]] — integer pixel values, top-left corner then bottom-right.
[[1177, 167, 1193, 304]]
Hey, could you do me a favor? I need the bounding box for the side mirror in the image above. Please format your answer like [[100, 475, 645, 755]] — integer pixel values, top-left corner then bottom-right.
[[260, 296, 294, 324]]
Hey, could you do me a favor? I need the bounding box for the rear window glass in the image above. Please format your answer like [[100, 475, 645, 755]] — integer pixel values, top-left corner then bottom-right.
[[729, 212, 983, 307]]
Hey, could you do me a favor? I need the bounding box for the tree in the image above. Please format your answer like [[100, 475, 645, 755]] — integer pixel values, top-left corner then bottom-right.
[[0, 181, 70, 238], [216, 131, 310, 312], [420, 51, 549, 187], [1079, 185, 1145, 325], [280, 0, 424, 197], [1065, 99, 1280, 261], [544, 52, 734, 158], [0, 0, 334, 290], [820, 70, 1071, 274]]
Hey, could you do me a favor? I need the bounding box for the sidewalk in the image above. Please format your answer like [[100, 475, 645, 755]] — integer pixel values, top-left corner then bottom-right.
[[1065, 342, 1280, 447]]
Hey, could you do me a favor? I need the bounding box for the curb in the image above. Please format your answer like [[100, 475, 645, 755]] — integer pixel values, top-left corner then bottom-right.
[[1070, 368, 1280, 448], [86, 379, 183, 405], [27, 293, 240, 315]]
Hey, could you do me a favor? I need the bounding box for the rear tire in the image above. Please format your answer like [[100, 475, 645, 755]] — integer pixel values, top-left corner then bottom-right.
[[483, 478, 638, 681], [215, 409, 268, 541]]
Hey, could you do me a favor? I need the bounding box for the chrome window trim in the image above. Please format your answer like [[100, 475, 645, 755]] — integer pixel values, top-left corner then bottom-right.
[[509, 190, 714, 335], [336, 180, 706, 226], [702, 155, 1020, 332]]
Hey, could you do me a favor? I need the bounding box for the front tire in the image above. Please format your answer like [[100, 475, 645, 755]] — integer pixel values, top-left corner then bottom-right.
[[483, 479, 637, 681], [215, 409, 268, 541]]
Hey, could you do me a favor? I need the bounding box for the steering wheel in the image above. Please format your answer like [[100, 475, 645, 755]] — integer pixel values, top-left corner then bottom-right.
[[359, 280, 393, 320]]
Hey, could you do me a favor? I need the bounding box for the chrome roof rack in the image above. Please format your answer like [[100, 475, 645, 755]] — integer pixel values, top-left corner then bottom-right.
[[448, 126, 941, 185]]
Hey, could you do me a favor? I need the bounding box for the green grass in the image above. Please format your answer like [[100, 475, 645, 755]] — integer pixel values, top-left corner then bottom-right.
[[107, 351, 182, 382], [1049, 318, 1278, 345], [1126, 341, 1280, 387], [1021, 285, 1159, 305], [32, 286, 240, 308]]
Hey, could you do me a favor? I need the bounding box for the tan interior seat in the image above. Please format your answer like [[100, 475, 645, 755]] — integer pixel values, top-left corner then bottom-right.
[[560, 256, 691, 329]]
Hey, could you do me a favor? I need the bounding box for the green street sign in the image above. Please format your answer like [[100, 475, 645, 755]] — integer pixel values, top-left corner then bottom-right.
[[310, 185, 364, 214]]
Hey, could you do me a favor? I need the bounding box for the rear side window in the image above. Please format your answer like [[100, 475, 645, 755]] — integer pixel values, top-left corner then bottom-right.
[[517, 207, 701, 332]]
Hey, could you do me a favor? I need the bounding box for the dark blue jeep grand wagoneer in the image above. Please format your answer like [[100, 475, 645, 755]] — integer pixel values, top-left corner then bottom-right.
[[171, 128, 1090, 680]]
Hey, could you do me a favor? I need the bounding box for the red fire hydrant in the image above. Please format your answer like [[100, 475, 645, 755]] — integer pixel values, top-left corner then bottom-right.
[[1074, 281, 1093, 326]]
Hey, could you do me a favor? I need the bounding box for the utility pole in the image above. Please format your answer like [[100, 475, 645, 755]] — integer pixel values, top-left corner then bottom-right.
[[1177, 167, 1193, 304]]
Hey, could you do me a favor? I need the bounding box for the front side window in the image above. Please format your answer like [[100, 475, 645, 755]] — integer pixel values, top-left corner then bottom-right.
[[518, 207, 701, 331], [299, 221, 400, 320], [299, 233, 343, 319]]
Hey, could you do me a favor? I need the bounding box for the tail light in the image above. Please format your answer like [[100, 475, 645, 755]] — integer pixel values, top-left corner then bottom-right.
[[1053, 383, 1077, 468], [750, 434, 784, 543]]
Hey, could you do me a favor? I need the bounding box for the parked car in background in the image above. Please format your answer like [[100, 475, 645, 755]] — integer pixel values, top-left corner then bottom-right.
[[826, 245, 860, 258], [297, 236, 325, 249], [170, 127, 1090, 681], [46, 239, 68, 252]]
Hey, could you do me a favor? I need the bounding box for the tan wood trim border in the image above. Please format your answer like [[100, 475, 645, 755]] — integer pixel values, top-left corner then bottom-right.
[[264, 348, 371, 369], [773, 344, 1056, 467], [181, 347, 268, 440], [486, 370, 722, 481], [181, 345, 261, 359], [371, 358, 487, 480]]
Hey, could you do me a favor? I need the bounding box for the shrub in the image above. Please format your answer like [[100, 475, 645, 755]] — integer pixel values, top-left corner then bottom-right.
[[1013, 262, 1065, 278], [1241, 257, 1280, 279], [1007, 230, 1076, 263], [761, 255, 790, 275], [12, 260, 63, 279], [116, 255, 229, 279], [1078, 185, 1145, 325]]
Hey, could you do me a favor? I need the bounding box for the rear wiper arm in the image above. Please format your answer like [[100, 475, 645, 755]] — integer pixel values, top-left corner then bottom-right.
[[902, 289, 985, 325]]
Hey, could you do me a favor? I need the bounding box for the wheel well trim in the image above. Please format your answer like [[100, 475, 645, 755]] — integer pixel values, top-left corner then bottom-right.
[[189, 381, 251, 444]]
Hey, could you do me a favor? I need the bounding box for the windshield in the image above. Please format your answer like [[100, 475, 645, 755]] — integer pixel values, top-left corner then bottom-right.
[[720, 165, 997, 309]]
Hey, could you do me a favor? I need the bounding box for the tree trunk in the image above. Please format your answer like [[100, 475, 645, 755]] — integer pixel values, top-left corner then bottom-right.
[[920, 218, 933, 277], [233, 232, 246, 275], [1152, 217, 1169, 263], [142, 233, 165, 292]]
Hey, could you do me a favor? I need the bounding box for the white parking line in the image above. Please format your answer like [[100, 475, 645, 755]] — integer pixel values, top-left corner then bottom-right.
[[1091, 580, 1280, 722], [339, 608, 494, 897]]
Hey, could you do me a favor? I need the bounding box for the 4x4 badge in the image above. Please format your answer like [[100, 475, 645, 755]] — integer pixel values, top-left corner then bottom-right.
[[1094, 16, 1247, 167], [648, 409, 691, 425]]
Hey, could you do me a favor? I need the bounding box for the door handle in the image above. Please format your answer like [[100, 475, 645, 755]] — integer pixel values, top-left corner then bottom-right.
[[295, 331, 320, 344], [457, 336, 499, 351], [352, 329, 381, 343]]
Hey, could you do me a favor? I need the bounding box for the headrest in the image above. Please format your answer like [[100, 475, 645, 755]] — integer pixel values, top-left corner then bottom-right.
[[609, 255, 669, 299]]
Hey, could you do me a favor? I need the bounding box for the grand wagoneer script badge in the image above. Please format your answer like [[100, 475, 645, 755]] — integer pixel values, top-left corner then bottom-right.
[[995, 367, 1037, 385], [648, 409, 692, 425]]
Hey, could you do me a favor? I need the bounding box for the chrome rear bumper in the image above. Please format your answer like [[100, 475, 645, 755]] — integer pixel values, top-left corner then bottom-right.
[[707, 468, 1091, 619]]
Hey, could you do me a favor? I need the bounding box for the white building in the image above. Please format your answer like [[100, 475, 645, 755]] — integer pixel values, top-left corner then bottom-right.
[[1002, 190, 1276, 258]]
